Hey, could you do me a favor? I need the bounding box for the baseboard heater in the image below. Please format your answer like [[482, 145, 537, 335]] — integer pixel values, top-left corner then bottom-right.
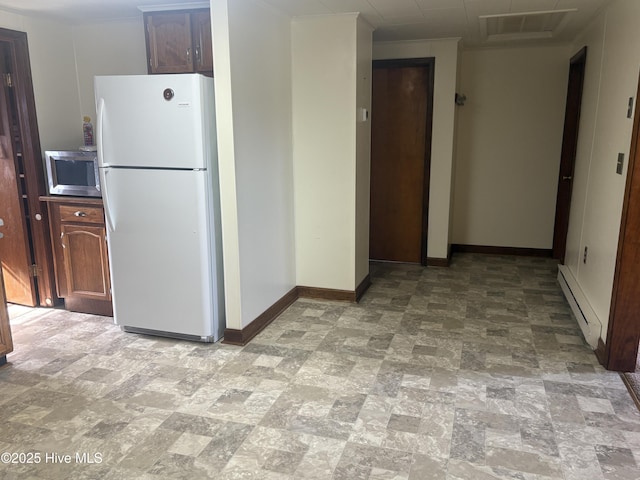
[[557, 265, 602, 349]]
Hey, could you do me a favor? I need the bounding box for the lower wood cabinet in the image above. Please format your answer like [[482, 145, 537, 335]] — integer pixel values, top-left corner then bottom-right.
[[42, 197, 112, 316]]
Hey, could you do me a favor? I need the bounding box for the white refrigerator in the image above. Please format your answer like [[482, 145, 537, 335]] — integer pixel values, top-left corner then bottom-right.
[[95, 74, 225, 342]]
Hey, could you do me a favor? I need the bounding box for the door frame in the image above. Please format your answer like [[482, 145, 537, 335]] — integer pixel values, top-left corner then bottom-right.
[[0, 28, 57, 307], [371, 57, 435, 265], [552, 47, 587, 263], [601, 72, 640, 372]]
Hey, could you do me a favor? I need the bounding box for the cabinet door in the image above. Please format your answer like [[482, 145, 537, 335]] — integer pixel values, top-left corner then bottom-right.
[[145, 12, 194, 74], [192, 10, 213, 75], [61, 224, 111, 301], [0, 264, 13, 358]]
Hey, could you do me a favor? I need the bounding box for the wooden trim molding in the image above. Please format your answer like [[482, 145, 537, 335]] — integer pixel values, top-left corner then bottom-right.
[[451, 244, 553, 258], [222, 276, 372, 346], [355, 274, 371, 302], [427, 257, 449, 267], [299, 274, 372, 303], [297, 286, 356, 302], [594, 337, 607, 367], [222, 287, 298, 346]]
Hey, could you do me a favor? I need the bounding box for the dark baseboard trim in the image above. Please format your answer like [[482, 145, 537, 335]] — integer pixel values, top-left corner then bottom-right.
[[299, 275, 371, 303], [355, 274, 371, 302], [451, 244, 553, 258], [222, 276, 372, 347], [594, 337, 607, 367], [222, 287, 298, 346], [427, 257, 449, 267], [298, 285, 356, 302]]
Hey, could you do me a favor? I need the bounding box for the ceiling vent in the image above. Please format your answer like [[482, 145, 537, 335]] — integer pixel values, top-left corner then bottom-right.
[[480, 9, 577, 42]]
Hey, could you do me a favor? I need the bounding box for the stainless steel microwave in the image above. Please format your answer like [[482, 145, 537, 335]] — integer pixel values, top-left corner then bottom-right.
[[45, 150, 101, 197]]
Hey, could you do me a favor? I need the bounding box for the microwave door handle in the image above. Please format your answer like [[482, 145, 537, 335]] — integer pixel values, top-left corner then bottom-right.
[[97, 98, 115, 233]]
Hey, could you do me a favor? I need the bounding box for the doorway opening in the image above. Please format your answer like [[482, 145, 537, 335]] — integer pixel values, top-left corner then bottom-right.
[[552, 47, 587, 263], [369, 58, 434, 265]]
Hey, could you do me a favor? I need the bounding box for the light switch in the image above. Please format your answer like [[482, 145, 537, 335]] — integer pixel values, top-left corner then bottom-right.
[[617, 153, 625, 175]]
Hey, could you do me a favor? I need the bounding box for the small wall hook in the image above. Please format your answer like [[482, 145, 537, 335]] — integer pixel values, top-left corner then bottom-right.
[[455, 93, 467, 106]]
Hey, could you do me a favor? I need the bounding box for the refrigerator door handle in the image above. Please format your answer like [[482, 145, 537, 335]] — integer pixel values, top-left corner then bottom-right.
[[97, 98, 106, 168], [97, 98, 115, 233]]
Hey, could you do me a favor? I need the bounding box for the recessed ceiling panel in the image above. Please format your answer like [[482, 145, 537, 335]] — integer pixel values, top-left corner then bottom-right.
[[481, 9, 576, 42]]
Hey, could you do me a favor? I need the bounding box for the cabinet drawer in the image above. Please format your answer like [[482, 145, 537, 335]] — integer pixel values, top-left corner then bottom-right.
[[59, 205, 104, 224]]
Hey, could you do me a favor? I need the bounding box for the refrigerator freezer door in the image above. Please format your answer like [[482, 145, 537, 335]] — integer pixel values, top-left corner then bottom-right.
[[103, 167, 221, 340], [95, 74, 214, 170]]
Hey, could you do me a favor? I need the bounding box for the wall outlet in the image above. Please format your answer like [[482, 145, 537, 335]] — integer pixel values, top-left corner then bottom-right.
[[583, 246, 588, 264]]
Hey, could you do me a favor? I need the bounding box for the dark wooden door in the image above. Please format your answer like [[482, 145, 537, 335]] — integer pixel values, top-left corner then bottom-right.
[[145, 12, 194, 74], [0, 263, 14, 363], [370, 59, 434, 264], [553, 47, 587, 263], [0, 29, 57, 308], [0, 46, 37, 306]]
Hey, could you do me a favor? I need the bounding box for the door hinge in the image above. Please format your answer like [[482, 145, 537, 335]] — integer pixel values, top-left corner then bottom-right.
[[3, 72, 13, 88], [30, 264, 39, 277]]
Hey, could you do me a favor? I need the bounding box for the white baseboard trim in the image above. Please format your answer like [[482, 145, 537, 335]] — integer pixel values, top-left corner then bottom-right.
[[557, 265, 602, 349]]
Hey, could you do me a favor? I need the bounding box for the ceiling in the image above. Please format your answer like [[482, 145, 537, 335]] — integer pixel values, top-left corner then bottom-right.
[[0, 0, 614, 47]]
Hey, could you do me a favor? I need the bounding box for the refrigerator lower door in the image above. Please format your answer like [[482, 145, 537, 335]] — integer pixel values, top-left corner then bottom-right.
[[103, 167, 222, 341]]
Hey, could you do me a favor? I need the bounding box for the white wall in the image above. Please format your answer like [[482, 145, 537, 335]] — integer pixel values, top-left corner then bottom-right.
[[211, 0, 295, 329], [292, 14, 367, 291], [0, 11, 146, 154], [561, 0, 640, 343], [373, 39, 459, 260], [452, 45, 569, 249], [72, 18, 147, 126], [0, 10, 81, 150]]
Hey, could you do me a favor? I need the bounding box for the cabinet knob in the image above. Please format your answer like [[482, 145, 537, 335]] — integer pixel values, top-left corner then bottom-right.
[[74, 211, 87, 217]]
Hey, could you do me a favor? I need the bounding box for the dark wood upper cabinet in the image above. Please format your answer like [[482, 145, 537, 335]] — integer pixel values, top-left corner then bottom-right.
[[144, 9, 213, 76], [191, 10, 213, 74]]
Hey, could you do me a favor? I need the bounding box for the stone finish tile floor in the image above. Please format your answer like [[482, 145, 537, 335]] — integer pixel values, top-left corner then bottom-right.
[[1, 253, 640, 479]]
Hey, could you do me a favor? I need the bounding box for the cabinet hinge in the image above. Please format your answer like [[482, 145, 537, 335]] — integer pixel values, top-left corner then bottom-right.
[[30, 264, 38, 277], [3, 73, 12, 88]]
